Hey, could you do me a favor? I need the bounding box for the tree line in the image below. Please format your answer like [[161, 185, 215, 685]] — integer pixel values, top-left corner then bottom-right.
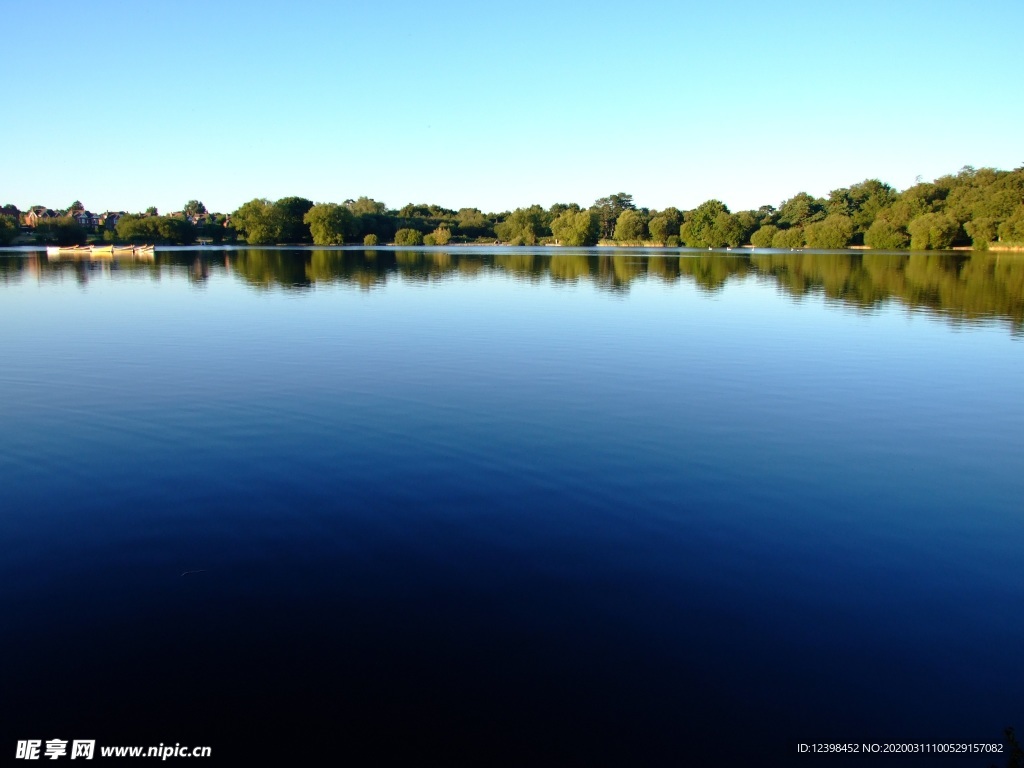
[[4, 164, 1023, 249], [223, 166, 1024, 251]]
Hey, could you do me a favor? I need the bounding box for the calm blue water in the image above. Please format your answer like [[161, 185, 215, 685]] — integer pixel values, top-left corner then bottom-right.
[[1, 249, 1022, 765]]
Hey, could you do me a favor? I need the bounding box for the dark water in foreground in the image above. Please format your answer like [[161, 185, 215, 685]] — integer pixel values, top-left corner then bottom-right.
[[1, 248, 1022, 766]]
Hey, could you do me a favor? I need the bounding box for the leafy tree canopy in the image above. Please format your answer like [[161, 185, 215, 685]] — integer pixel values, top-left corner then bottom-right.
[[772, 226, 805, 249], [908, 213, 958, 250], [681, 200, 729, 247], [652, 207, 683, 234], [777, 192, 826, 227], [613, 209, 647, 243], [348, 197, 387, 216], [399, 203, 432, 218], [750, 225, 779, 248], [274, 197, 314, 243], [394, 228, 424, 246], [592, 193, 635, 239], [864, 220, 909, 250], [550, 210, 599, 246], [495, 206, 546, 245], [711, 212, 746, 248], [184, 200, 207, 217], [805, 214, 854, 249], [549, 203, 582, 219], [304, 203, 354, 245], [0, 215, 19, 245], [998, 207, 1024, 243], [35, 217, 87, 246], [647, 216, 669, 244], [115, 214, 195, 244], [232, 199, 280, 245]]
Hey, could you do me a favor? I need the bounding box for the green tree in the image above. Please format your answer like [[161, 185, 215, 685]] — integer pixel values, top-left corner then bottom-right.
[[304, 203, 354, 245], [750, 225, 778, 248], [591, 193, 635, 240], [998, 207, 1024, 243], [495, 206, 545, 245], [710, 212, 746, 247], [548, 202, 581, 220], [115, 214, 150, 242], [454, 208, 492, 239], [196, 220, 227, 244], [399, 203, 432, 218], [273, 196, 314, 243], [804, 214, 854, 249], [613, 209, 646, 243], [827, 180, 898, 237], [680, 200, 729, 247], [0, 215, 19, 246], [431, 225, 452, 245], [347, 197, 387, 216], [550, 210, 599, 246], [908, 213, 958, 250], [900, 182, 946, 218], [757, 204, 778, 224], [771, 226, 805, 249], [156, 217, 196, 244], [655, 207, 683, 235], [394, 228, 424, 246], [115, 215, 194, 244], [145, 206, 158, 216], [864, 220, 909, 249], [456, 207, 489, 238], [35, 217, 87, 245], [184, 200, 207, 217], [364, 233, 379, 246], [647, 215, 669, 244], [964, 217, 998, 249], [734, 211, 760, 243], [232, 199, 280, 245], [777, 192, 826, 227]]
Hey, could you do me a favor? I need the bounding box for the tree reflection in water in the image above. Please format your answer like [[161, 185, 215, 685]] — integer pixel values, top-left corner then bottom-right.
[[5, 248, 1023, 331]]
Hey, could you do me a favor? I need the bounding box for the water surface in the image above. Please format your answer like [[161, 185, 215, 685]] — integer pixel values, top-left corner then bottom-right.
[[1, 248, 1022, 765]]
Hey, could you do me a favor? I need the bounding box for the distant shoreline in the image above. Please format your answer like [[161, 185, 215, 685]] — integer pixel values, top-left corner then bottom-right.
[[3, 242, 1021, 256]]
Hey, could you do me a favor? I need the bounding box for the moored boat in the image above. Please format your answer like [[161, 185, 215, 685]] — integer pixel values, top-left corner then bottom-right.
[[45, 244, 155, 258], [45, 245, 91, 256]]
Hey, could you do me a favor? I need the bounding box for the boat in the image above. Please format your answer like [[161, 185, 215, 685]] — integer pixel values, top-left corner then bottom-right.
[[45, 244, 155, 258], [45, 245, 91, 256], [110, 244, 154, 254]]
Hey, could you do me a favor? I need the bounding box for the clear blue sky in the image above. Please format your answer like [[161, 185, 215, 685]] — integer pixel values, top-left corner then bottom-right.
[[3, 0, 1021, 216]]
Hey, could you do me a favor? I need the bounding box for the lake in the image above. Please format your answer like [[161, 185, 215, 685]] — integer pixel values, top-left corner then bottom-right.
[[1, 247, 1022, 766]]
